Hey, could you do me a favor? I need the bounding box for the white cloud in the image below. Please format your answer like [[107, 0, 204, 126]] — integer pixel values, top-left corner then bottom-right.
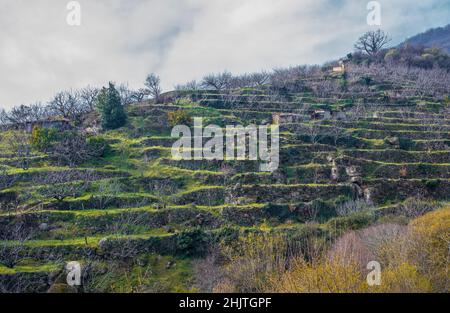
[[0, 0, 448, 109]]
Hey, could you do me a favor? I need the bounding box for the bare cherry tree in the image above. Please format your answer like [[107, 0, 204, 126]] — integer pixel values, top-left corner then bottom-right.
[[130, 88, 149, 103], [2, 103, 50, 126], [0, 216, 35, 269], [36, 170, 94, 202], [249, 71, 270, 87], [50, 131, 93, 167], [49, 90, 88, 125], [355, 30, 391, 56], [336, 199, 374, 216], [0, 166, 16, 191], [116, 83, 137, 106], [7, 131, 31, 170], [300, 121, 325, 145], [79, 86, 100, 111], [328, 119, 347, 146], [175, 80, 201, 91], [201, 72, 233, 91], [145, 73, 162, 101]]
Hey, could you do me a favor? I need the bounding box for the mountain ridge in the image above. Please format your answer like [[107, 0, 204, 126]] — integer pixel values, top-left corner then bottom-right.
[[401, 24, 450, 53]]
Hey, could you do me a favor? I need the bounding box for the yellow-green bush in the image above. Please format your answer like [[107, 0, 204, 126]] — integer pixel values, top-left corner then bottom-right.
[[213, 207, 450, 293], [268, 256, 368, 293], [31, 126, 57, 150], [408, 207, 450, 291], [167, 110, 192, 127]]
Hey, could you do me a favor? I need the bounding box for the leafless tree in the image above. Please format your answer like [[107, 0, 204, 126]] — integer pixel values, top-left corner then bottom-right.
[[6, 105, 35, 125], [270, 65, 322, 93], [311, 79, 340, 98], [336, 199, 374, 216], [346, 102, 376, 122], [36, 170, 94, 202], [50, 131, 93, 167], [249, 72, 270, 87], [328, 119, 348, 146], [144, 73, 162, 101], [201, 72, 233, 91], [79, 86, 100, 111], [49, 90, 88, 125], [7, 131, 31, 170], [175, 80, 201, 91], [2, 103, 50, 126], [300, 121, 325, 145], [193, 248, 224, 292], [0, 167, 15, 190], [92, 179, 123, 210], [105, 210, 146, 236], [303, 201, 320, 222], [226, 72, 271, 89], [355, 30, 391, 56], [399, 197, 439, 218], [116, 83, 136, 106], [0, 216, 35, 269], [130, 88, 149, 103]]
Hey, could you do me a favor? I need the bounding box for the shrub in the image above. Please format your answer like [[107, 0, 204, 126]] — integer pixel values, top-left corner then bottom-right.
[[444, 95, 450, 107], [177, 228, 208, 257], [336, 199, 374, 217], [51, 130, 91, 167], [361, 76, 373, 86], [87, 136, 111, 157], [212, 208, 450, 293], [307, 199, 337, 222], [326, 212, 376, 237], [375, 262, 432, 292], [398, 137, 417, 150], [399, 197, 439, 218], [168, 110, 192, 127], [31, 126, 57, 150], [408, 207, 450, 291], [215, 233, 291, 293], [268, 256, 367, 293], [423, 179, 441, 191]]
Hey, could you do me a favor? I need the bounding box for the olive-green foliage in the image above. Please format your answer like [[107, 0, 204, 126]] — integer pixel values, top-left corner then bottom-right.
[[177, 228, 208, 257], [423, 179, 441, 191], [325, 211, 376, 237], [168, 110, 192, 127], [31, 126, 57, 150], [87, 136, 111, 157], [398, 137, 417, 150]]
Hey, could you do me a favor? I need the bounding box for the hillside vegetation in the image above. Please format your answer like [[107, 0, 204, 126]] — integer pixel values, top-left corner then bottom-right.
[[403, 24, 450, 53], [0, 46, 449, 293]]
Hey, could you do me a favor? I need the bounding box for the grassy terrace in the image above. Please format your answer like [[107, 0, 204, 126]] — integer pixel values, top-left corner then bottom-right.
[[1, 83, 449, 292], [0, 263, 60, 275]]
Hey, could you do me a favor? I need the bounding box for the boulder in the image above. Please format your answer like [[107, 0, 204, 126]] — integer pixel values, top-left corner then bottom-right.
[[38, 223, 49, 231], [385, 136, 400, 148], [98, 238, 109, 250]]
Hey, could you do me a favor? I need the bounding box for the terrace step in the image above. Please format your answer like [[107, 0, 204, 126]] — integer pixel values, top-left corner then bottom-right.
[[342, 149, 450, 163], [367, 179, 450, 203], [349, 129, 450, 140], [228, 184, 354, 204]]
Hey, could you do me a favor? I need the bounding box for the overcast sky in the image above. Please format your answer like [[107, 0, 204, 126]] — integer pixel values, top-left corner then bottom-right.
[[0, 0, 449, 109]]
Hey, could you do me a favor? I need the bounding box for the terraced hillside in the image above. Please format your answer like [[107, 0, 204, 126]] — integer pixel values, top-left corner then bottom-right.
[[1, 70, 449, 292]]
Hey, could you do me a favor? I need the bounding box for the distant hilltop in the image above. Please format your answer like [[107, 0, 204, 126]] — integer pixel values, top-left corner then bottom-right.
[[402, 24, 450, 53]]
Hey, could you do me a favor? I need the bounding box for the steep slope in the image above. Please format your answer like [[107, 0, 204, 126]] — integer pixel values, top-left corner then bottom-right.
[[402, 24, 450, 52], [1, 62, 449, 292]]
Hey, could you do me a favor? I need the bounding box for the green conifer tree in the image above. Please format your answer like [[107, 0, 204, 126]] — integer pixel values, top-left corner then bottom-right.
[[96, 82, 127, 130]]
